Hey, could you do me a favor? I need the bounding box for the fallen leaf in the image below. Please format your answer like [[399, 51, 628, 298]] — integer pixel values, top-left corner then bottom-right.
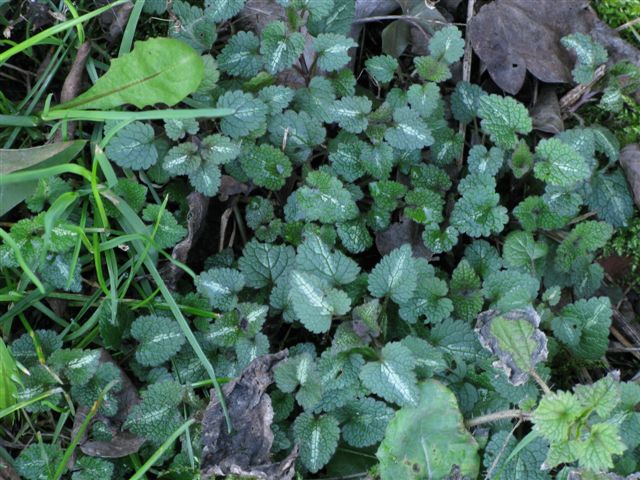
[[375, 217, 432, 259], [163, 192, 210, 289], [201, 351, 298, 480], [468, 0, 584, 94], [0, 458, 20, 480], [218, 175, 250, 202], [468, 0, 640, 94], [531, 86, 564, 134], [476, 307, 548, 386], [620, 144, 640, 208]]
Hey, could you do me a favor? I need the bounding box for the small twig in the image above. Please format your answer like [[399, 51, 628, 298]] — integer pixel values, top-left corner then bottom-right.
[[530, 369, 552, 395], [559, 64, 607, 117], [466, 409, 530, 428], [485, 420, 522, 480], [456, 0, 476, 170], [616, 17, 640, 31]]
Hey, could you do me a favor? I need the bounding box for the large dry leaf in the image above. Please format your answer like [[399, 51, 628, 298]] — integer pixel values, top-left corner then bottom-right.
[[620, 144, 640, 208], [468, 0, 640, 94], [163, 192, 210, 289], [201, 351, 298, 480], [375, 217, 432, 259]]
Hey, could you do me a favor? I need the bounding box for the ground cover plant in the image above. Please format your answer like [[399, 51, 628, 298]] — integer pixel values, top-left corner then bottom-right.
[[1, 0, 640, 479]]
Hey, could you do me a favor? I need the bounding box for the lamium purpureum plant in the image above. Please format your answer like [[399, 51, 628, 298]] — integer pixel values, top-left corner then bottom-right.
[[1, 0, 639, 479]]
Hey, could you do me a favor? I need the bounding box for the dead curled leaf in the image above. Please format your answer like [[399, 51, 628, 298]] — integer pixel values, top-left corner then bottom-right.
[[163, 192, 210, 289], [530, 86, 563, 134], [476, 307, 548, 386], [468, 0, 640, 94], [376, 217, 432, 260], [0, 458, 20, 480], [201, 351, 298, 480], [620, 144, 640, 208]]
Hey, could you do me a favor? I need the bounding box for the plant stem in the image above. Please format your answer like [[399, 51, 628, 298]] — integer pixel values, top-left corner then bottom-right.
[[465, 409, 530, 428], [530, 369, 552, 395]]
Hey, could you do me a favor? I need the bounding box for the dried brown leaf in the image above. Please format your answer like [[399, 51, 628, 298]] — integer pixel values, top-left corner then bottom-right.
[[531, 86, 564, 134], [201, 351, 298, 480], [476, 307, 548, 386], [163, 192, 210, 289], [620, 144, 640, 208], [468, 0, 640, 94], [375, 217, 432, 259]]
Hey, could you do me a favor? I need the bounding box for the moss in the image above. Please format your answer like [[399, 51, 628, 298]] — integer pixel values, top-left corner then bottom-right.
[[593, 0, 640, 46], [605, 213, 640, 274]]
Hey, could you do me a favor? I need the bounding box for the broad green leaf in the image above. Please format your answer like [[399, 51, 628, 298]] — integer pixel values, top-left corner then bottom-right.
[[482, 269, 540, 312], [293, 412, 340, 473], [533, 391, 582, 443], [366, 55, 398, 84], [216, 90, 268, 138], [573, 423, 626, 471], [296, 233, 360, 285], [428, 26, 465, 64], [377, 380, 480, 479], [360, 342, 418, 407], [477, 94, 532, 150], [328, 96, 372, 134], [586, 168, 634, 227], [574, 374, 620, 418], [368, 245, 418, 304], [337, 397, 394, 448], [204, 0, 245, 22], [124, 380, 184, 444], [217, 31, 263, 78], [534, 138, 591, 187], [54, 38, 204, 110], [15, 444, 63, 480], [196, 268, 245, 311], [170, 1, 217, 52], [467, 145, 504, 176], [274, 353, 323, 410], [240, 144, 292, 190], [131, 315, 185, 367], [314, 33, 357, 72], [384, 106, 434, 150], [49, 348, 101, 386], [289, 270, 351, 333], [239, 240, 295, 288], [105, 121, 158, 170], [483, 430, 551, 480], [555, 221, 613, 272], [142, 204, 187, 248], [477, 307, 548, 386], [449, 259, 483, 321], [502, 231, 548, 273], [407, 83, 440, 118], [260, 21, 306, 74], [295, 171, 359, 223], [551, 297, 612, 361], [451, 81, 486, 123], [561, 33, 608, 84]]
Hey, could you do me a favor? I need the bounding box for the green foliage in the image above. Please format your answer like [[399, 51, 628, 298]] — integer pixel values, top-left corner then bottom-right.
[[377, 380, 480, 479], [55, 38, 203, 110], [533, 375, 626, 472], [477, 95, 533, 149], [561, 33, 608, 84], [15, 444, 63, 480], [131, 315, 185, 366], [2, 8, 637, 479], [124, 381, 184, 444], [105, 122, 158, 170]]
